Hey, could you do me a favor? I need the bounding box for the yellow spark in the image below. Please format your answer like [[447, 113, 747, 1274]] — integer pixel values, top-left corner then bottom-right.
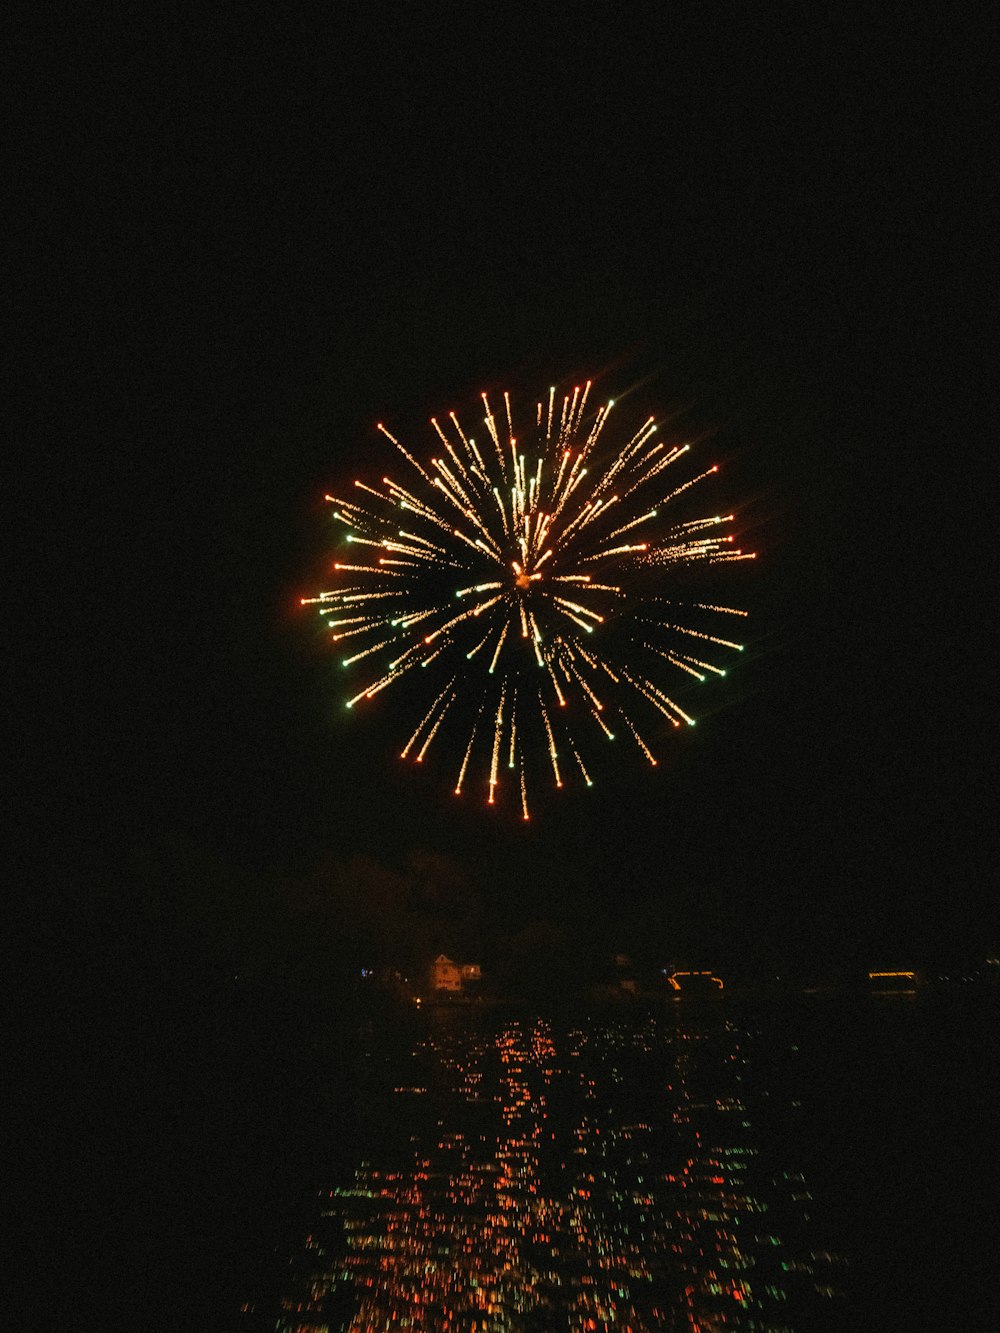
[[424, 596, 501, 644], [330, 620, 384, 643], [466, 435, 490, 483], [580, 542, 648, 562], [527, 612, 544, 665], [624, 669, 694, 725], [622, 714, 657, 765], [657, 464, 718, 507], [604, 508, 659, 541], [552, 596, 603, 624], [664, 653, 706, 680], [480, 393, 499, 450], [593, 709, 615, 740], [489, 621, 510, 674], [454, 718, 479, 795], [488, 684, 506, 804], [667, 624, 744, 651], [353, 480, 390, 503], [465, 629, 492, 660], [574, 380, 592, 433], [545, 659, 567, 706], [572, 668, 605, 714], [448, 410, 470, 447], [341, 636, 397, 666], [456, 581, 503, 598], [570, 744, 593, 786], [672, 651, 726, 677], [345, 686, 369, 709], [539, 694, 562, 787], [695, 602, 749, 616], [401, 680, 453, 758], [333, 562, 402, 576], [417, 691, 454, 762]]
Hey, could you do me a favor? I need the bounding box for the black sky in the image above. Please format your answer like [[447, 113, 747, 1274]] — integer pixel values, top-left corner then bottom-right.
[[15, 5, 995, 959]]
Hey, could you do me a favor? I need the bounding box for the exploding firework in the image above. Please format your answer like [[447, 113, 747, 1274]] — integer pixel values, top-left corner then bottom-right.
[[304, 383, 754, 818]]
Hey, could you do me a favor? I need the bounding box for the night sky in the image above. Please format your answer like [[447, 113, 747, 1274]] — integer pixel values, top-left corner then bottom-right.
[[17, 6, 994, 963]]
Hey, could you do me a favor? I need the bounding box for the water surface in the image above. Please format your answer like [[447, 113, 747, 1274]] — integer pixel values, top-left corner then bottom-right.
[[239, 994, 996, 1330]]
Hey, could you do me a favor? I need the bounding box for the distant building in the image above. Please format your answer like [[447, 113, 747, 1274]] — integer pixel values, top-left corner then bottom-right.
[[432, 954, 463, 992], [867, 969, 918, 994], [430, 955, 483, 994], [665, 968, 724, 994]]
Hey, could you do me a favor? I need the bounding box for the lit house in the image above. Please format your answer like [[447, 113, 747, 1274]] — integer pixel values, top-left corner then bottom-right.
[[867, 969, 918, 994], [665, 968, 725, 994], [431, 954, 463, 993], [430, 955, 482, 994]]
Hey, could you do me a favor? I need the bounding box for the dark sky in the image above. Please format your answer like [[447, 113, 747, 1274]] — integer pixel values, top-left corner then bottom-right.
[[16, 6, 994, 958]]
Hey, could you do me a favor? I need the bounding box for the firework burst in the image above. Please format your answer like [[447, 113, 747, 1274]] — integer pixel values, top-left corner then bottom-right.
[[304, 383, 754, 818]]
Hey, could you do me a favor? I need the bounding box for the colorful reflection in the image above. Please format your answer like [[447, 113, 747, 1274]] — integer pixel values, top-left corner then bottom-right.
[[263, 1010, 845, 1331]]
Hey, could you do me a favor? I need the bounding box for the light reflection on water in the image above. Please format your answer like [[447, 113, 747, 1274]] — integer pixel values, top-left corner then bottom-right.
[[261, 1007, 846, 1331]]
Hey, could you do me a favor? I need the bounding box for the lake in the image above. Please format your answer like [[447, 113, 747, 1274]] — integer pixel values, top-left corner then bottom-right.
[[236, 992, 996, 1331]]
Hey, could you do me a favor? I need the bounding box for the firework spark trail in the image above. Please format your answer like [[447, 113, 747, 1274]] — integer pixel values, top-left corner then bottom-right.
[[308, 384, 752, 813]]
